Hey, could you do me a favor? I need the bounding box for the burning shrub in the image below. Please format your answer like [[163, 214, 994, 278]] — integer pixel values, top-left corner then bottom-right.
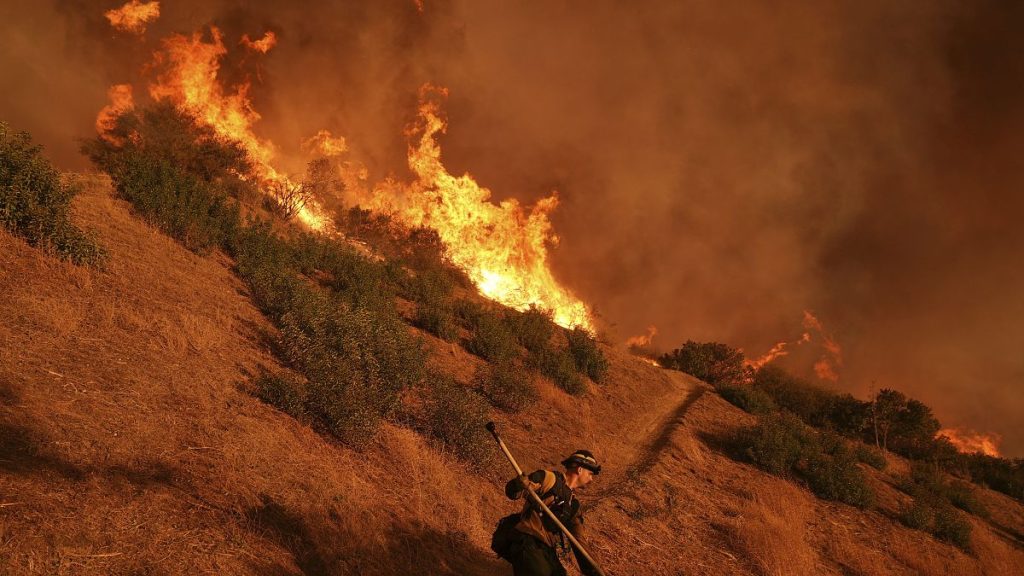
[[476, 360, 538, 413], [659, 341, 747, 387], [1, 122, 106, 266], [506, 306, 556, 354], [421, 374, 497, 470], [83, 104, 245, 253], [567, 327, 609, 383], [264, 179, 309, 221]]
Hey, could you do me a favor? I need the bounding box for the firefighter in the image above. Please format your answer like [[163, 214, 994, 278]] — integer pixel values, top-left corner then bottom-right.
[[498, 450, 602, 576]]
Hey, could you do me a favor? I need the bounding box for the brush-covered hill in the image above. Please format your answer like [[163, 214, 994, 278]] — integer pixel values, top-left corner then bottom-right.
[[2, 174, 1023, 575]]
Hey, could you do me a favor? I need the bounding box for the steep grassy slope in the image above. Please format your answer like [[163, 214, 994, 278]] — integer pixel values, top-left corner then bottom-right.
[[1, 176, 1022, 575]]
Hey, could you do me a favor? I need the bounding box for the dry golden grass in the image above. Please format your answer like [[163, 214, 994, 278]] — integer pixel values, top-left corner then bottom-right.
[[1, 175, 1022, 575]]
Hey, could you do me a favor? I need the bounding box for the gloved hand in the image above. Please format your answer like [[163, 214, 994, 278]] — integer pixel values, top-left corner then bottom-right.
[[516, 473, 534, 492]]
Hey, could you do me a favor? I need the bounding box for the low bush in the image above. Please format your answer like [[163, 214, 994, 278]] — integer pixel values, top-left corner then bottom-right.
[[536, 347, 585, 395], [855, 444, 888, 470], [567, 327, 609, 383], [422, 374, 497, 469], [254, 372, 306, 419], [281, 291, 425, 446], [506, 306, 555, 354], [717, 384, 777, 415], [899, 488, 973, 551], [659, 340, 747, 387], [465, 307, 519, 363], [476, 360, 538, 413], [743, 414, 874, 508], [1, 122, 106, 265]]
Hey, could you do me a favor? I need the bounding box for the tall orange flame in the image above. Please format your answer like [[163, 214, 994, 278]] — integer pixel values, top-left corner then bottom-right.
[[241, 31, 278, 54], [745, 311, 842, 380], [625, 325, 658, 349], [147, 27, 328, 229], [95, 84, 134, 143], [356, 86, 593, 330], [105, 0, 161, 35], [937, 428, 1002, 457]]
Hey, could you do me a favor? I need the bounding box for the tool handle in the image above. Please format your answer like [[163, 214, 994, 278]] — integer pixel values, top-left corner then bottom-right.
[[485, 422, 609, 576]]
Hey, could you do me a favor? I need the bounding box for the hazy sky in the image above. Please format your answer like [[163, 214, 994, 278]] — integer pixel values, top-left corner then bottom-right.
[[2, 1, 1021, 455]]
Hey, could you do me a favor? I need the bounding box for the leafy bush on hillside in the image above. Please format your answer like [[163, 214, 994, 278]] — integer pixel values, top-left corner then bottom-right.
[[855, 444, 888, 470], [537, 347, 586, 396], [506, 306, 555, 354], [659, 341, 747, 387], [406, 268, 459, 341], [567, 327, 609, 383], [476, 360, 538, 413], [717, 384, 777, 416], [254, 372, 307, 419], [280, 287, 425, 446], [422, 374, 497, 469], [743, 413, 874, 508], [82, 103, 245, 253], [900, 482, 973, 551], [1, 122, 106, 265], [465, 307, 519, 363]]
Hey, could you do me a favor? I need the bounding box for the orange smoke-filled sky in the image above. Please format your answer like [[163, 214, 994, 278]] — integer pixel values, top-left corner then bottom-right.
[[1, 1, 1021, 455]]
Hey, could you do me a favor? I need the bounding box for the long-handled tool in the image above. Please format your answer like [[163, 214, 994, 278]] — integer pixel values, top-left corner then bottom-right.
[[485, 421, 610, 576]]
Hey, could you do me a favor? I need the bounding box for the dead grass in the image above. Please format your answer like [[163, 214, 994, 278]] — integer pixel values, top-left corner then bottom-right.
[[724, 483, 821, 575]]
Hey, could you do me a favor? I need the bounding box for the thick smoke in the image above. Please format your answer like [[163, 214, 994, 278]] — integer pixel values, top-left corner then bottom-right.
[[1, 1, 1021, 455]]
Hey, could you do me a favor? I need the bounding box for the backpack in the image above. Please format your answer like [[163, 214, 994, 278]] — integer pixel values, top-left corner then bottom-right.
[[490, 512, 522, 560]]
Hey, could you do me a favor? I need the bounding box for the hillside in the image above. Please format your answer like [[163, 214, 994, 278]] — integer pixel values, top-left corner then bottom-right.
[[1, 176, 1023, 575]]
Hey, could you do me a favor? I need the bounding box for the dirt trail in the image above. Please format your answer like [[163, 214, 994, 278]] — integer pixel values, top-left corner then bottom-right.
[[589, 370, 706, 507]]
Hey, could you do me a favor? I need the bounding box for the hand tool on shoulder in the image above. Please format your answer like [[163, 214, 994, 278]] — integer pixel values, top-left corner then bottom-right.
[[485, 421, 610, 576]]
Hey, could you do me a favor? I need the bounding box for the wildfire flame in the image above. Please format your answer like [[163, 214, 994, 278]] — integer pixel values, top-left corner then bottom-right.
[[625, 325, 658, 349], [355, 85, 593, 330], [303, 129, 348, 157], [241, 31, 278, 54], [105, 0, 160, 35], [95, 84, 134, 143], [745, 311, 842, 380], [146, 27, 329, 230], [99, 20, 591, 329], [937, 428, 1002, 457]]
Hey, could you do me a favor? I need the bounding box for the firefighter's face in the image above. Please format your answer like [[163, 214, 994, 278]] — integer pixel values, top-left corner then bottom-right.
[[576, 467, 594, 487]]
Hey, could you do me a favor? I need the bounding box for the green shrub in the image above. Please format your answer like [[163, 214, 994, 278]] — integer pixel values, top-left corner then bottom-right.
[[1, 122, 106, 265], [465, 308, 519, 362], [659, 340, 747, 386], [414, 299, 460, 342], [280, 288, 425, 446], [855, 444, 888, 470], [454, 298, 485, 329], [804, 446, 875, 508], [745, 412, 817, 475], [536, 347, 585, 395], [933, 505, 972, 551], [476, 360, 538, 413], [422, 374, 496, 469], [567, 327, 609, 383], [254, 372, 306, 419], [946, 480, 988, 518], [901, 498, 934, 530], [752, 366, 834, 427], [507, 306, 555, 354], [717, 384, 777, 415]]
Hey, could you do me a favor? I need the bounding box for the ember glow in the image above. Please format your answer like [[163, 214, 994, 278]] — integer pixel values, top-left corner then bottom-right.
[[625, 325, 658, 349], [105, 0, 160, 35], [356, 86, 594, 330], [938, 428, 1002, 457]]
